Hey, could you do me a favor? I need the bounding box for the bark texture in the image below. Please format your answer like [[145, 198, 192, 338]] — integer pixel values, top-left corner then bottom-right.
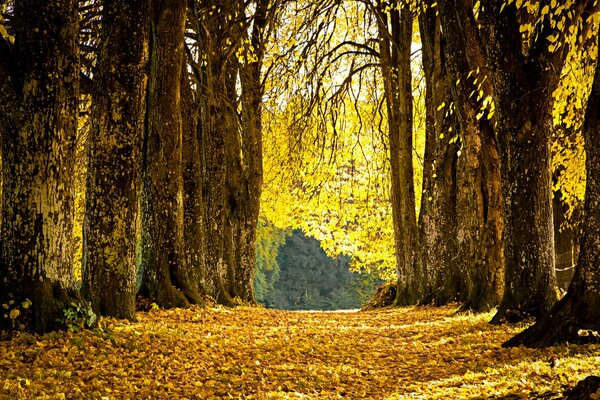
[[82, 0, 150, 319], [438, 0, 504, 312], [0, 0, 81, 333], [181, 56, 205, 293], [478, 0, 589, 322], [140, 0, 201, 308], [197, 1, 233, 304], [376, 4, 421, 305], [418, 1, 461, 306], [504, 39, 600, 347]]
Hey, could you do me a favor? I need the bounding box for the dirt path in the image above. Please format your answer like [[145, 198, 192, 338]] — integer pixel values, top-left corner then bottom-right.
[[1, 305, 598, 399]]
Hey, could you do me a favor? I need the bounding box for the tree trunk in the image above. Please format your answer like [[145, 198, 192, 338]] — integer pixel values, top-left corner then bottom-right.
[[438, 0, 504, 312], [232, 0, 270, 303], [82, 0, 150, 320], [0, 0, 81, 333], [504, 37, 600, 347], [553, 189, 576, 290], [197, 1, 237, 305], [478, 1, 579, 323], [417, 0, 461, 306], [181, 56, 205, 294], [140, 0, 201, 308], [376, 4, 421, 305]]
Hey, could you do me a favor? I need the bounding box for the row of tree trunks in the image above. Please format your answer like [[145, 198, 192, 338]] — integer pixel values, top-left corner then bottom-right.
[[0, 0, 81, 333], [233, 0, 270, 303], [82, 0, 150, 320], [197, 0, 238, 305], [477, 0, 595, 323], [193, 0, 269, 305]]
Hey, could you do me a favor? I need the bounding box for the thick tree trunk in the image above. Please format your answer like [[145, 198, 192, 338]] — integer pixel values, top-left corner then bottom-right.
[[504, 41, 600, 347], [478, 1, 574, 323], [377, 5, 421, 305], [0, 0, 81, 333], [198, 1, 237, 305], [418, 1, 461, 306], [82, 0, 150, 320], [438, 1, 504, 312], [140, 0, 201, 308], [181, 59, 205, 294]]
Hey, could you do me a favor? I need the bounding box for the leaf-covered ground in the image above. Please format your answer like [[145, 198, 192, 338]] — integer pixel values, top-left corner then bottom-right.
[[1, 305, 599, 399]]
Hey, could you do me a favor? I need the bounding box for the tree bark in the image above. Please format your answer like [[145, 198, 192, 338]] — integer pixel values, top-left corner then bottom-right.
[[232, 0, 270, 303], [504, 35, 600, 347], [418, 0, 461, 306], [181, 53, 205, 295], [478, 1, 587, 322], [82, 0, 150, 320], [376, 3, 421, 305], [0, 0, 81, 333], [438, 0, 504, 312], [140, 0, 201, 308], [197, 0, 237, 305]]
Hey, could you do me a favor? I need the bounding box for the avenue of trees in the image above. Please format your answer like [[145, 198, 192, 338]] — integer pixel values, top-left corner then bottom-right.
[[0, 0, 599, 349]]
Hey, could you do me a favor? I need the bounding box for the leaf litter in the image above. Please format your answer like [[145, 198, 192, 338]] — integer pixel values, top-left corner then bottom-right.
[[1, 305, 599, 399]]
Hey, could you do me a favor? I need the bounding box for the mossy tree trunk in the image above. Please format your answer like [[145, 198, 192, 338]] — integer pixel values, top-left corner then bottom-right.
[[140, 0, 202, 308], [231, 0, 271, 303], [0, 0, 81, 333], [504, 36, 600, 347], [82, 0, 150, 320]]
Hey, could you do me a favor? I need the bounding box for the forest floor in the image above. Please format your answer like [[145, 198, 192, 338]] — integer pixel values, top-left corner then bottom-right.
[[1, 305, 599, 399]]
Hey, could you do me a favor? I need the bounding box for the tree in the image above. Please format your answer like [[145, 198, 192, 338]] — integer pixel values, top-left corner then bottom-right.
[[139, 0, 202, 308], [194, 0, 241, 304], [81, 0, 150, 319], [436, 0, 504, 312], [191, 0, 277, 304], [374, 1, 421, 305], [476, 0, 596, 322], [417, 0, 462, 306], [0, 0, 81, 332], [504, 32, 600, 347]]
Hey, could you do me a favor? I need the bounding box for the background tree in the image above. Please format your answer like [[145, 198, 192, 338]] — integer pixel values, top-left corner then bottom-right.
[[374, 1, 421, 305], [0, 0, 81, 332], [139, 0, 202, 308], [82, 0, 150, 319]]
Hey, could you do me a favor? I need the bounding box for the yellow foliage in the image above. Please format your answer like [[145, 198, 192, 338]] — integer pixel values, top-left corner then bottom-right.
[[1, 306, 598, 398]]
